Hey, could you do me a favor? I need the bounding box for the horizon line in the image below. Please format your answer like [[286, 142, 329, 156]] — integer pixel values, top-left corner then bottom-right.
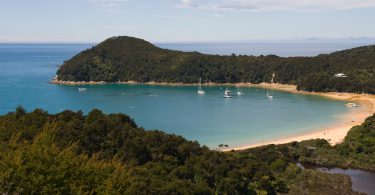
[[1, 37, 375, 45]]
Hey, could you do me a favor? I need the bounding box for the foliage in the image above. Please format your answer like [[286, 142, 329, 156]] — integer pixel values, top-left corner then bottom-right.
[[0, 108, 279, 194], [298, 114, 375, 171], [241, 113, 375, 172], [57, 36, 375, 94], [1, 107, 371, 194]]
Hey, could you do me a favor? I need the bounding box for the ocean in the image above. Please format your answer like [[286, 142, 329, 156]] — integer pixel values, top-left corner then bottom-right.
[[0, 42, 356, 148]]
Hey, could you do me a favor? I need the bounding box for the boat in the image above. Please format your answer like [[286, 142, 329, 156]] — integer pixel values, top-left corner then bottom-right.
[[346, 102, 359, 108], [224, 89, 232, 98], [78, 88, 87, 92], [197, 77, 205, 95], [236, 86, 244, 96], [267, 90, 273, 100], [267, 74, 275, 100]]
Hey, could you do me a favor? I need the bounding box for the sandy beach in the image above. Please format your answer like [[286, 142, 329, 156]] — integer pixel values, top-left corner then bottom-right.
[[51, 80, 375, 150], [222, 83, 375, 151]]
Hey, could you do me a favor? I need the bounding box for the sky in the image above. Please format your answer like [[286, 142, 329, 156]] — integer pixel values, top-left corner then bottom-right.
[[1, 0, 375, 43]]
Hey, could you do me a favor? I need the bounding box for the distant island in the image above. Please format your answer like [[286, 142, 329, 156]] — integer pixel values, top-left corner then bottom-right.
[[55, 36, 375, 94]]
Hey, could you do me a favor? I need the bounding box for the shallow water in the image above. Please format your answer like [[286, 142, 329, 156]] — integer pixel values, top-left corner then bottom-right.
[[0, 43, 352, 148]]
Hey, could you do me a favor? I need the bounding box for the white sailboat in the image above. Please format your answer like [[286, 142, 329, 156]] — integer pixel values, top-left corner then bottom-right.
[[267, 90, 273, 100], [267, 72, 275, 100], [197, 77, 205, 94], [224, 88, 232, 98], [237, 86, 244, 96]]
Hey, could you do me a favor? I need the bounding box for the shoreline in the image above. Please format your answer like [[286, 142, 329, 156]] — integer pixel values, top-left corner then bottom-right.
[[49, 79, 299, 88], [51, 79, 375, 151], [223, 84, 375, 151]]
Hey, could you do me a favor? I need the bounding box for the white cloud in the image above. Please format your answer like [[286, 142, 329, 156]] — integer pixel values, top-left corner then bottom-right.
[[181, 0, 192, 6], [86, 0, 131, 13], [156, 14, 192, 20], [180, 0, 375, 12], [87, 0, 129, 9]]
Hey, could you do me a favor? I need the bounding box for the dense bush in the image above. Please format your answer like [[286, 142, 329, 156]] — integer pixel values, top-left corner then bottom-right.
[[0, 107, 283, 194], [0, 107, 367, 194], [57, 36, 375, 94]]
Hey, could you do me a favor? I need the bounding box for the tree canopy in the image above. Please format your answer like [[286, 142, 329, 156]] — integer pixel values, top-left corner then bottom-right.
[[57, 36, 375, 93], [1, 107, 374, 194]]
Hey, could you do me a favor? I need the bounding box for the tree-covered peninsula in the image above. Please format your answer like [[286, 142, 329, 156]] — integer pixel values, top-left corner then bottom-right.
[[56, 36, 375, 93], [1, 107, 374, 194]]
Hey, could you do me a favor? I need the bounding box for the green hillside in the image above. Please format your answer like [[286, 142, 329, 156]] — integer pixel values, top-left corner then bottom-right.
[[57, 36, 375, 93], [1, 107, 374, 194]]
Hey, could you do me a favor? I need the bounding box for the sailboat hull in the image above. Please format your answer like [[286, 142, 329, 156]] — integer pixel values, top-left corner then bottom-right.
[[197, 77, 205, 94]]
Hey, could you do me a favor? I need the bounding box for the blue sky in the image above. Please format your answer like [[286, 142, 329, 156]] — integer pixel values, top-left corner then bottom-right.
[[1, 0, 375, 43]]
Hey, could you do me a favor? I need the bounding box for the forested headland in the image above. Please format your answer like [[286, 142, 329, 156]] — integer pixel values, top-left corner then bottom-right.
[[1, 107, 374, 194], [56, 36, 375, 94]]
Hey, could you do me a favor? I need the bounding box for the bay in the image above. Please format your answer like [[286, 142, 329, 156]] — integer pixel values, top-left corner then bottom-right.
[[0, 43, 352, 148]]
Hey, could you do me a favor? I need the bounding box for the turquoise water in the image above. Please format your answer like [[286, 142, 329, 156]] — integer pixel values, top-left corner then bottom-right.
[[0, 44, 350, 148]]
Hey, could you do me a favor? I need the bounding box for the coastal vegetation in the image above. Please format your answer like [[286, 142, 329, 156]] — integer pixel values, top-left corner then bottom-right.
[[1, 107, 374, 194], [298, 115, 375, 171], [57, 36, 375, 94]]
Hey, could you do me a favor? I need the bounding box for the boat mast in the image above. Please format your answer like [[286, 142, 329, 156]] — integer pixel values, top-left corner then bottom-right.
[[198, 77, 202, 91]]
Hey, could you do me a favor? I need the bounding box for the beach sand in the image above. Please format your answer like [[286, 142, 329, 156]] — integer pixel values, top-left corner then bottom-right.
[[51, 80, 375, 150], [223, 83, 375, 151]]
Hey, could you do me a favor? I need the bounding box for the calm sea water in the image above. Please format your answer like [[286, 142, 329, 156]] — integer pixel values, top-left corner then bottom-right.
[[0, 43, 353, 148]]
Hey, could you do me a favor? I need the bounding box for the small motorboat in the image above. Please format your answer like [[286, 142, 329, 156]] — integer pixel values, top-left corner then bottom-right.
[[224, 89, 232, 98], [346, 102, 359, 108], [78, 88, 87, 92]]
